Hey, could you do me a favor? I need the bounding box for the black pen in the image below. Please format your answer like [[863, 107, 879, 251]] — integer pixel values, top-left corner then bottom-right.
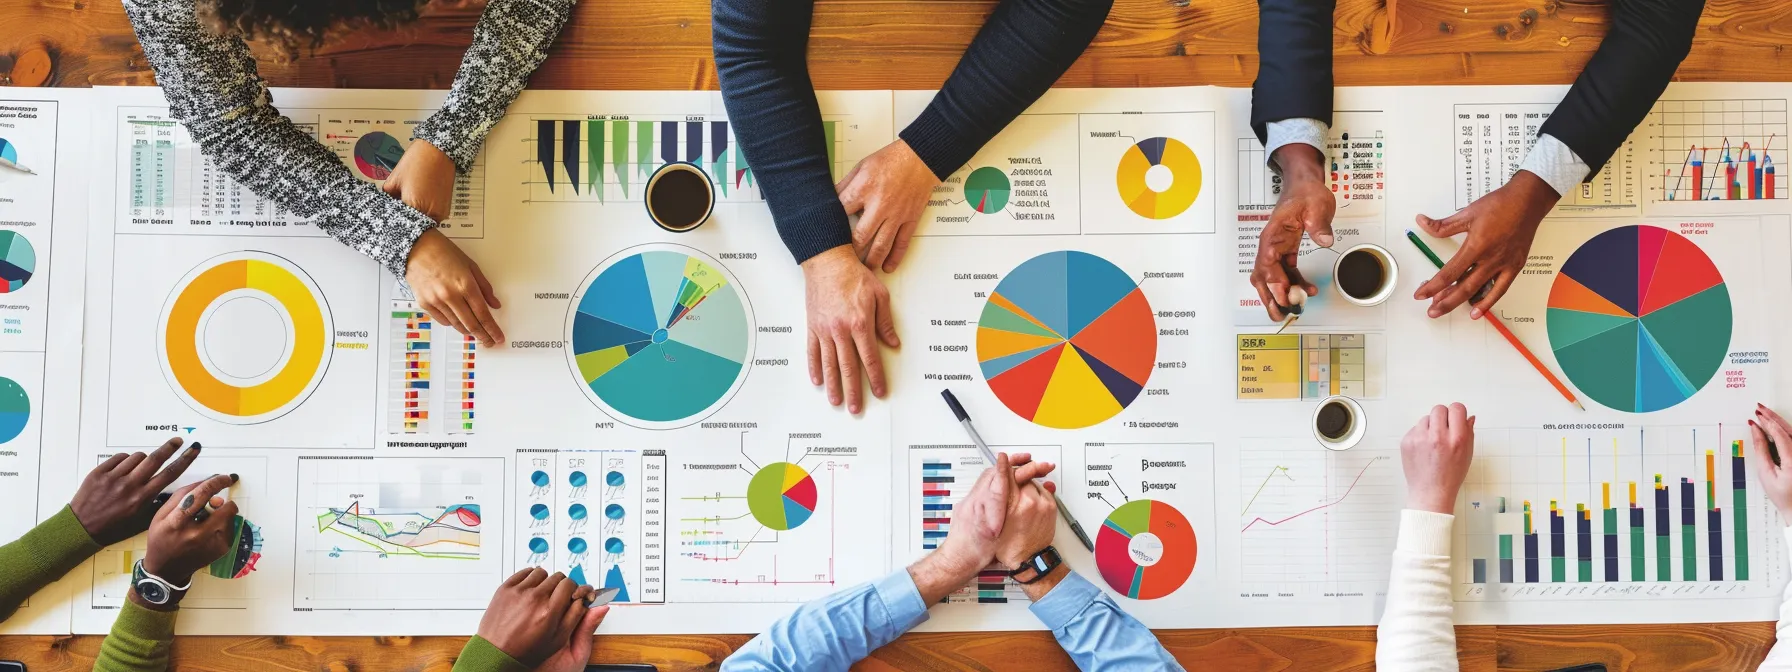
[[940, 389, 1095, 552]]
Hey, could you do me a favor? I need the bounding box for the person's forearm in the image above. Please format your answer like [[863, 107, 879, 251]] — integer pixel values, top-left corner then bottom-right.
[[123, 0, 438, 280], [1026, 568, 1185, 671], [713, 0, 852, 265], [721, 568, 934, 671], [901, 0, 1114, 179], [0, 506, 101, 622], [1376, 509, 1459, 672], [1249, 0, 1336, 144], [93, 599, 177, 672], [449, 635, 532, 672], [412, 0, 577, 171], [1536, 0, 1704, 174]]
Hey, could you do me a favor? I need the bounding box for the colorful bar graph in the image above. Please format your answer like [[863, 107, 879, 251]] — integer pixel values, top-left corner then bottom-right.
[[1523, 501, 1539, 583], [919, 459, 953, 551], [1576, 504, 1591, 582], [1550, 501, 1565, 582], [1655, 475, 1670, 581], [1498, 498, 1513, 583], [1736, 440, 1751, 580], [1708, 450, 1723, 580], [1681, 478, 1695, 581], [1602, 484, 1618, 582], [1629, 482, 1644, 582]]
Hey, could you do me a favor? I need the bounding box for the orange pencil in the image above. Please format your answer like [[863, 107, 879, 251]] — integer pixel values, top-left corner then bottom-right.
[[1406, 230, 1585, 411]]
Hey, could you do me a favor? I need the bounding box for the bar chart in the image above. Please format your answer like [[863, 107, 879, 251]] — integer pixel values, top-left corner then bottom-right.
[[1459, 425, 1778, 601], [523, 116, 845, 203], [1648, 99, 1788, 204]]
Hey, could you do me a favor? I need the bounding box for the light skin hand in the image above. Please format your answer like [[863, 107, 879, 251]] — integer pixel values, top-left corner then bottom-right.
[[909, 452, 1014, 604], [405, 228, 505, 348], [73, 437, 200, 545], [837, 139, 938, 273], [801, 245, 899, 413], [1413, 170, 1558, 320], [1250, 144, 1334, 321], [1400, 403, 1476, 514], [1750, 404, 1792, 522], [382, 139, 457, 223], [992, 453, 1058, 570]]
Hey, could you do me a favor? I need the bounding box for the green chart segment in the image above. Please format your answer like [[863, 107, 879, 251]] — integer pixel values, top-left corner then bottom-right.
[[746, 462, 818, 531], [569, 249, 751, 427], [1545, 225, 1732, 413], [964, 167, 1011, 214]]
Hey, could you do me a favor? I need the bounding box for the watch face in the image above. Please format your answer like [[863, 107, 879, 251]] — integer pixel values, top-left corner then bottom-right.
[[137, 580, 169, 604]]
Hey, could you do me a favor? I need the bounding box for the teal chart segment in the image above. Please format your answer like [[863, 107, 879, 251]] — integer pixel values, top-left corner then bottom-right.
[[567, 246, 754, 428]]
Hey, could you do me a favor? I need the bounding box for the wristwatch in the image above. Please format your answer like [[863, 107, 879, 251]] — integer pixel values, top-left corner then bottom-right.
[[1007, 546, 1062, 585], [132, 559, 190, 606]]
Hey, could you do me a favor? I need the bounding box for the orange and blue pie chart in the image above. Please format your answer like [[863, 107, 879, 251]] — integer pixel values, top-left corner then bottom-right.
[[1116, 137, 1201, 219], [1094, 499, 1196, 600], [157, 252, 333, 424], [746, 462, 817, 531], [353, 132, 405, 180]]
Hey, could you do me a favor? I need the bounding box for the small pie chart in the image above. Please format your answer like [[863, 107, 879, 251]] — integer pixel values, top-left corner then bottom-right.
[[353, 132, 405, 180], [1116, 136, 1201, 220], [0, 377, 29, 444], [0, 231, 35, 293], [0, 138, 16, 164], [965, 166, 1011, 214], [1094, 499, 1196, 600], [746, 462, 817, 531]]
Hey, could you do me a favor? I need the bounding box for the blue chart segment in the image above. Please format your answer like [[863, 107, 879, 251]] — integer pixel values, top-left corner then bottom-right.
[[0, 377, 28, 444], [0, 231, 35, 293], [568, 246, 753, 428], [0, 138, 15, 164]]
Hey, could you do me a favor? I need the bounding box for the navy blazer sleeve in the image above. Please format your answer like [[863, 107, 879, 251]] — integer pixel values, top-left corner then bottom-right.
[[1538, 0, 1705, 176], [1250, 0, 1336, 145]]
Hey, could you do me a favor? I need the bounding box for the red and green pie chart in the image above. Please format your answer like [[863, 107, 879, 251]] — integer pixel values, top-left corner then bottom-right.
[[977, 251, 1156, 429], [1546, 225, 1732, 413], [1094, 499, 1196, 600], [746, 462, 816, 531]]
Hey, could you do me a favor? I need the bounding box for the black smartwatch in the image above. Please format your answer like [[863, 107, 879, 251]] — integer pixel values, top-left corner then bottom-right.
[[132, 559, 189, 606], [1008, 546, 1062, 585]]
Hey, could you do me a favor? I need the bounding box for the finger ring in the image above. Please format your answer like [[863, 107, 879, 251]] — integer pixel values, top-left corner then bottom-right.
[[192, 508, 211, 524]]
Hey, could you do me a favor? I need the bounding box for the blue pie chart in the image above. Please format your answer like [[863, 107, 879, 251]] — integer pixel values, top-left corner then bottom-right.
[[0, 378, 30, 444]]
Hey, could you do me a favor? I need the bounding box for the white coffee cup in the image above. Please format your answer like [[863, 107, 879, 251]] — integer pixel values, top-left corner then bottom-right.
[[1312, 395, 1366, 451], [1332, 243, 1398, 307]]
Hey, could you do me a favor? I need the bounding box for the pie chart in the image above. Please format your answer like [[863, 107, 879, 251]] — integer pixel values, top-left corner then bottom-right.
[[1547, 225, 1731, 413], [1117, 137, 1201, 220], [0, 138, 16, 164], [746, 462, 817, 531], [1094, 499, 1196, 600], [353, 132, 405, 180], [965, 167, 1010, 214], [158, 252, 333, 424], [0, 377, 29, 444], [0, 231, 35, 292], [567, 245, 753, 429], [977, 251, 1155, 429]]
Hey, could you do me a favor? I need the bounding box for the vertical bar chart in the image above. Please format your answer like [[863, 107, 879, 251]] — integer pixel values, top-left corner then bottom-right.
[[524, 114, 847, 203]]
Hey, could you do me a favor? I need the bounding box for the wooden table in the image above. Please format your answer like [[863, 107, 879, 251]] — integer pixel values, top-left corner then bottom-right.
[[0, 0, 1788, 668]]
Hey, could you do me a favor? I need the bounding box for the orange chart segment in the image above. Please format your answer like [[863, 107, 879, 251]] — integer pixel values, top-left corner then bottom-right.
[[1094, 499, 1196, 600], [1546, 274, 1633, 318]]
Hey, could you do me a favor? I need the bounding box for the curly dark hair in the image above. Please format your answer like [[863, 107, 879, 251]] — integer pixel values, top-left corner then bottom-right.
[[196, 0, 430, 54]]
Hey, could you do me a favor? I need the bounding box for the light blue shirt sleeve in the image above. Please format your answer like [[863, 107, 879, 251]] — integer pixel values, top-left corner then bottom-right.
[[722, 569, 930, 672], [1029, 570, 1185, 671], [1516, 133, 1592, 199], [1265, 117, 1330, 173]]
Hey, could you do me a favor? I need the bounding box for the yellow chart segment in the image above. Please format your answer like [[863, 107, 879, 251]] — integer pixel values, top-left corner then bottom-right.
[[163, 256, 330, 420], [1117, 137, 1201, 220]]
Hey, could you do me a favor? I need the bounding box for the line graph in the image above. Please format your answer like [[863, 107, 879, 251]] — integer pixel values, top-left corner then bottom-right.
[[1237, 443, 1398, 598], [293, 457, 504, 610]]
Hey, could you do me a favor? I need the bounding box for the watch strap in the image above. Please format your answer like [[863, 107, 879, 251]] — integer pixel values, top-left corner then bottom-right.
[[1007, 546, 1061, 585], [133, 558, 191, 604]]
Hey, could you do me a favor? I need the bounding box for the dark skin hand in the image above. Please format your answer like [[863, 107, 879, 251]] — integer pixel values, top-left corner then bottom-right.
[[476, 568, 599, 667], [135, 472, 241, 612], [1414, 170, 1559, 319], [1250, 144, 1335, 321], [72, 437, 201, 545]]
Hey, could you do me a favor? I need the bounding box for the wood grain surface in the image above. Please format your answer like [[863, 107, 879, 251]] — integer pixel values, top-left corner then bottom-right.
[[2, 0, 1790, 669]]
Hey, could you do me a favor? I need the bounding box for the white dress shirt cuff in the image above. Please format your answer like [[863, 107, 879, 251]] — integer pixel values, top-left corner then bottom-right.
[[1265, 118, 1329, 173], [1397, 509, 1455, 557], [1517, 133, 1591, 198]]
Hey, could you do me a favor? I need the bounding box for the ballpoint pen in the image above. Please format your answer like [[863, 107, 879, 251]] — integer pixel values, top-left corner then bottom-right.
[[940, 388, 1095, 552]]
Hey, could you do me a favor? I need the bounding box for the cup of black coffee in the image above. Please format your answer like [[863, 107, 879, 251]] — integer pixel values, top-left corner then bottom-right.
[[1332, 243, 1398, 306], [1312, 395, 1365, 451], [645, 162, 715, 233]]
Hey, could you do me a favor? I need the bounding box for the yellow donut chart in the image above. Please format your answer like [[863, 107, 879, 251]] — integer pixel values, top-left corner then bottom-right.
[[1117, 137, 1201, 220], [158, 253, 333, 424]]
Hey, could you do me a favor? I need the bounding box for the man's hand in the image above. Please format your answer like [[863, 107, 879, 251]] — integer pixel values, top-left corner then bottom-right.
[[1750, 404, 1792, 521], [406, 228, 504, 347], [1250, 144, 1334, 321], [382, 139, 458, 223], [1413, 170, 1558, 319], [138, 472, 241, 610], [1400, 403, 1476, 514], [909, 452, 1015, 603], [476, 568, 599, 668], [73, 438, 200, 546], [801, 245, 898, 413], [532, 604, 611, 672], [837, 139, 937, 273], [992, 453, 1059, 570]]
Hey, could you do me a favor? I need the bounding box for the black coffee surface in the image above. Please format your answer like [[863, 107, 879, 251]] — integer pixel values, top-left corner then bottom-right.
[[1316, 401, 1352, 440], [649, 167, 711, 231], [1337, 249, 1386, 299]]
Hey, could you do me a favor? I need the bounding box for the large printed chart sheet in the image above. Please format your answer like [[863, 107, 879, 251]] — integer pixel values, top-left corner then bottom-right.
[[0, 82, 1782, 635]]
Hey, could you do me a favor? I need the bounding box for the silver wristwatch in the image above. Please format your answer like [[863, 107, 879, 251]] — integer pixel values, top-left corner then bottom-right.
[[132, 559, 190, 606]]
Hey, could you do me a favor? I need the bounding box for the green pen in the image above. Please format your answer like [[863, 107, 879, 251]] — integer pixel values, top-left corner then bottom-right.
[[1405, 229, 1446, 269]]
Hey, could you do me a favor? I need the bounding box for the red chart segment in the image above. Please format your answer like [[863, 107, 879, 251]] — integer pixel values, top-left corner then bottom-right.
[[1093, 499, 1197, 600]]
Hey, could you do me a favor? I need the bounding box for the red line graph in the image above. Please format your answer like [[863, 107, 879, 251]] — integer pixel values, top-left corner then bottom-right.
[[1240, 456, 1385, 533]]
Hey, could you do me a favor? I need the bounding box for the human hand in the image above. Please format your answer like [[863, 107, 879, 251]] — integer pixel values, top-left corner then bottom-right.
[[837, 139, 937, 272], [992, 453, 1059, 569], [476, 568, 600, 668], [531, 604, 611, 672], [72, 438, 201, 546], [1750, 404, 1792, 521], [382, 139, 458, 223], [1250, 144, 1334, 321], [142, 473, 241, 588], [406, 228, 504, 347], [1400, 403, 1476, 514], [1413, 170, 1558, 319], [801, 245, 898, 413]]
